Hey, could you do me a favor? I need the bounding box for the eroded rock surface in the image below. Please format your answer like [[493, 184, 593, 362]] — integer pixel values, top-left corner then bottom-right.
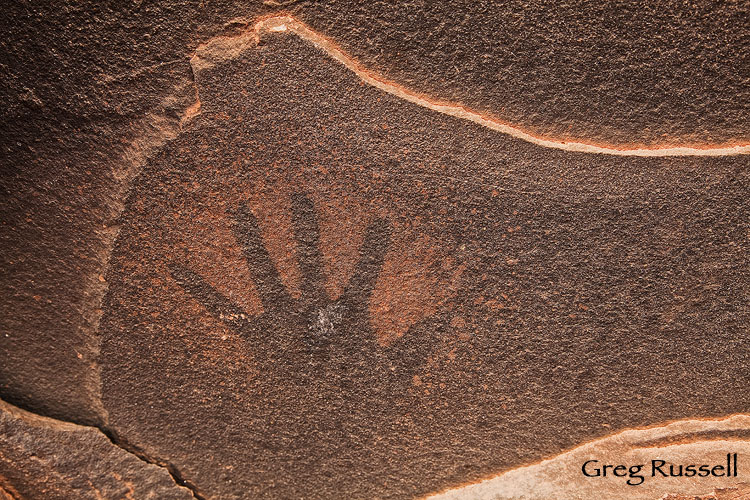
[[2, 0, 748, 430], [663, 483, 750, 500], [427, 416, 750, 500], [1, 2, 749, 500], [0, 398, 194, 500], [93, 22, 750, 500]]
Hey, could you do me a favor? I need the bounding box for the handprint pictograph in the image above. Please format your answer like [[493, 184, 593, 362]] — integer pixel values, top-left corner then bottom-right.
[[168, 193, 446, 427]]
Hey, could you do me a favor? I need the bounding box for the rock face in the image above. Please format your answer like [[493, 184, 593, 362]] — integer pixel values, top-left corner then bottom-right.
[[97, 18, 749, 499], [1, 2, 749, 499], [0, 398, 194, 500], [427, 416, 750, 500], [664, 484, 750, 500]]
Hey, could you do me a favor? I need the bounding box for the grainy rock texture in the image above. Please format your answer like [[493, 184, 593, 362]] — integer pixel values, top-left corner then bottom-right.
[[663, 484, 750, 500], [427, 416, 750, 500], [0, 398, 194, 500], [0, 486, 15, 500], [97, 23, 748, 499], [2, 0, 747, 428], [1, 1, 748, 499]]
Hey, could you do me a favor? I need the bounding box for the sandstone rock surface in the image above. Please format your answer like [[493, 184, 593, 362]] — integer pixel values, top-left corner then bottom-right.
[[94, 20, 749, 499], [0, 398, 194, 500], [427, 416, 750, 500], [1, 2, 748, 499]]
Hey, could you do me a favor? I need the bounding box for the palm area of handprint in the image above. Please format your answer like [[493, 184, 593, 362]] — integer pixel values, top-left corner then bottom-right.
[[167, 193, 442, 427], [98, 109, 473, 498]]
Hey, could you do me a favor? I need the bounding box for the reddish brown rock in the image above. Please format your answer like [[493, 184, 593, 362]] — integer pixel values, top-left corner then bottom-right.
[[0, 398, 194, 500], [1, 2, 749, 499], [94, 20, 749, 500], [2, 0, 747, 429], [0, 485, 16, 500], [663, 483, 750, 500], [426, 416, 750, 500]]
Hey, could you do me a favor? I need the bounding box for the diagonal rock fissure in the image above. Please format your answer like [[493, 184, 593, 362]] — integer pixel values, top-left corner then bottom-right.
[[0, 396, 206, 500], [97, 425, 208, 500], [0, 43, 206, 500], [0, 484, 22, 500]]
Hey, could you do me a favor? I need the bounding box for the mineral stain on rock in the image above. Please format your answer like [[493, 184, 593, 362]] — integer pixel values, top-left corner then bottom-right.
[[1, 3, 749, 500]]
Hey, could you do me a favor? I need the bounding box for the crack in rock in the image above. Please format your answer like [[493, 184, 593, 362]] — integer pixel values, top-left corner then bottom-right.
[[191, 15, 750, 157], [0, 397, 202, 500]]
